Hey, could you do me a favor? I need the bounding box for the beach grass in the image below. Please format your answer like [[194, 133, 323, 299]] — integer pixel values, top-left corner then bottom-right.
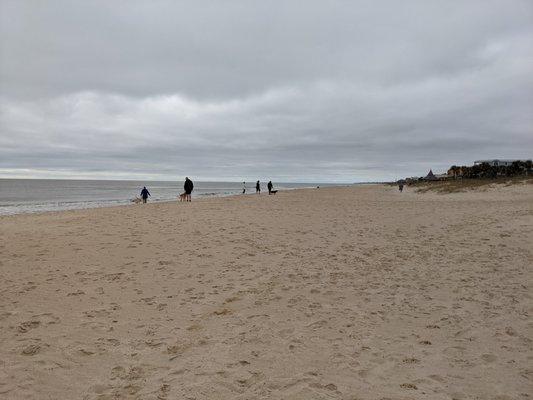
[[411, 175, 533, 194]]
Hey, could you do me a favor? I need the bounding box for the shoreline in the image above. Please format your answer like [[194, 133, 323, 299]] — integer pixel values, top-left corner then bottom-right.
[[0, 184, 353, 218], [0, 183, 364, 218], [0, 180, 528, 220]]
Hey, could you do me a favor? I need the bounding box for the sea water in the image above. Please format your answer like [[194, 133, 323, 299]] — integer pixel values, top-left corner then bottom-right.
[[0, 179, 333, 215]]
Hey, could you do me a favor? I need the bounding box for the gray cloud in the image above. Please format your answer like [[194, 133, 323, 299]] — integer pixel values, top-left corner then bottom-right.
[[1, 0, 532, 182]]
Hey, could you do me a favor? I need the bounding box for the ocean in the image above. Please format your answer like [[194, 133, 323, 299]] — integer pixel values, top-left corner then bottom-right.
[[0, 179, 333, 216]]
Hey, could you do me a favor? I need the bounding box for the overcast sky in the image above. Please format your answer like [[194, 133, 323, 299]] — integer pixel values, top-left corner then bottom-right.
[[1, 0, 532, 182]]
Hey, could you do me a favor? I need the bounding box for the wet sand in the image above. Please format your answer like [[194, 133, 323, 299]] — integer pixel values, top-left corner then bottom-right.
[[1, 184, 532, 399]]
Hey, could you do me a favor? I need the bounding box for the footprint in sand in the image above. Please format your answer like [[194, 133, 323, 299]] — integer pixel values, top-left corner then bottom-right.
[[17, 320, 40, 333], [84, 309, 111, 318], [110, 366, 126, 380], [428, 374, 446, 383], [78, 348, 96, 356], [89, 383, 113, 395], [21, 344, 42, 356], [158, 260, 173, 266], [505, 326, 517, 336], [400, 383, 418, 390], [158, 383, 171, 399], [213, 308, 232, 316], [224, 295, 241, 304], [67, 289, 85, 296], [481, 354, 497, 363]]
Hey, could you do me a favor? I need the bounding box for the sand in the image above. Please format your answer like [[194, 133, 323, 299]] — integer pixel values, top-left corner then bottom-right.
[[1, 184, 532, 400]]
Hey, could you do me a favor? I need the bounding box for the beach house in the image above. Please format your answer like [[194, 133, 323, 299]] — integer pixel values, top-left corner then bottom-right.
[[423, 169, 439, 181], [473, 159, 528, 167]]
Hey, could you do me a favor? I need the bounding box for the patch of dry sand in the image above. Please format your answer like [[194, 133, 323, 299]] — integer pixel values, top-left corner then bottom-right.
[[0, 185, 532, 399]]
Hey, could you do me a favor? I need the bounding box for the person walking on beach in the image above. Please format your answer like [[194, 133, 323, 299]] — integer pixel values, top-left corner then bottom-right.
[[256, 180, 260, 193], [267, 181, 273, 195], [242, 182, 246, 194], [398, 182, 404, 192], [184, 177, 194, 202], [140, 186, 150, 203]]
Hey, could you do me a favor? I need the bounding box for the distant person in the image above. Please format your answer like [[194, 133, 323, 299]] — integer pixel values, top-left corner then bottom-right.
[[242, 182, 246, 194], [267, 181, 273, 195], [399, 182, 404, 192], [184, 177, 194, 202], [140, 186, 150, 203], [256, 180, 261, 193]]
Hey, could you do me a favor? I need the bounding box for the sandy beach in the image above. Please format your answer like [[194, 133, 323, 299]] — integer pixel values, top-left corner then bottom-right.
[[1, 184, 532, 400]]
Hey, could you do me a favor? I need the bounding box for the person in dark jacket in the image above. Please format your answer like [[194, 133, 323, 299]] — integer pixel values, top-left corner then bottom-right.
[[256, 180, 260, 193], [140, 186, 150, 203], [184, 177, 194, 202], [267, 181, 273, 195]]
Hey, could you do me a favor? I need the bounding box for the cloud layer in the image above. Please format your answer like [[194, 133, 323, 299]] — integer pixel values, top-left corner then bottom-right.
[[1, 0, 532, 181]]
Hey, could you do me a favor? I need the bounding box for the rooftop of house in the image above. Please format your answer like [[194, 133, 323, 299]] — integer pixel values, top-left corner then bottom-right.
[[474, 159, 529, 164]]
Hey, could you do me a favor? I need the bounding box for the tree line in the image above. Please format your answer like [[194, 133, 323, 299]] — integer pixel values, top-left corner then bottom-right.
[[447, 160, 532, 179]]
